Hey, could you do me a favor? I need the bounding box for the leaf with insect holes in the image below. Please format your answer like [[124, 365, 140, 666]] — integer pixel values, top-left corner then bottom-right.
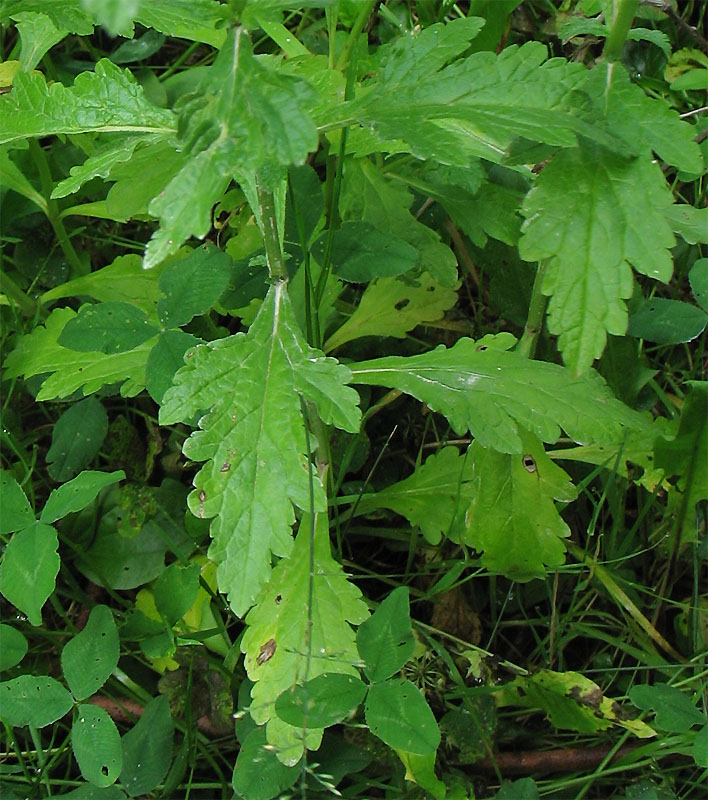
[[144, 27, 317, 267], [159, 282, 361, 616], [0, 59, 174, 146], [350, 333, 648, 454], [241, 513, 368, 765], [519, 141, 676, 374], [4, 307, 154, 400], [325, 272, 458, 352], [461, 432, 577, 581]]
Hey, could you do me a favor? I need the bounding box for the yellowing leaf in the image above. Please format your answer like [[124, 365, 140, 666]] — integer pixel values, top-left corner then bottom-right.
[[160, 283, 360, 616], [241, 513, 368, 765]]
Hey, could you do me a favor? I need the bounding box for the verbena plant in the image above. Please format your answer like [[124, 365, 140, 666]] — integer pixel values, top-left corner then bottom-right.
[[1, 1, 706, 798]]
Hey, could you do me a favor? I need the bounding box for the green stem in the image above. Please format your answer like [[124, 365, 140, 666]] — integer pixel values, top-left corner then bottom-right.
[[516, 259, 548, 359], [256, 185, 288, 283], [602, 0, 639, 63], [335, 0, 377, 72], [0, 270, 38, 316], [29, 139, 87, 277]]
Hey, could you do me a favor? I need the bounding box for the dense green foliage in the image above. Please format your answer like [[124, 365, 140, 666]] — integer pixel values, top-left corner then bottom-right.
[[0, 1, 707, 798]]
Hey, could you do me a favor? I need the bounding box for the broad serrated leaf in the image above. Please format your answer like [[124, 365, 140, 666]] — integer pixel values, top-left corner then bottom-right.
[[41, 255, 165, 313], [351, 447, 472, 545], [4, 307, 154, 399], [0, 675, 74, 727], [357, 587, 415, 683], [61, 605, 119, 700], [365, 679, 440, 755], [0, 469, 34, 534], [339, 159, 458, 287], [325, 272, 458, 351], [72, 704, 123, 787], [160, 283, 360, 615], [241, 513, 368, 765], [144, 28, 317, 267], [13, 12, 68, 71], [350, 334, 647, 453], [462, 433, 577, 581], [0, 1, 95, 34], [47, 398, 109, 482], [58, 302, 160, 354], [519, 142, 675, 373], [81, 0, 139, 36], [120, 695, 174, 797], [0, 522, 59, 626], [41, 471, 125, 524], [134, 0, 226, 46], [0, 59, 174, 146]]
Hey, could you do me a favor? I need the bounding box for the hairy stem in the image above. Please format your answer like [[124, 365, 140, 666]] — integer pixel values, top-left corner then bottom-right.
[[516, 259, 548, 359], [603, 0, 639, 63]]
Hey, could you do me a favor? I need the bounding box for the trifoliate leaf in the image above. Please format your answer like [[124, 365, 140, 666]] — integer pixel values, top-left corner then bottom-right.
[[0, 59, 174, 146], [4, 307, 154, 400], [351, 447, 472, 545], [144, 28, 318, 267], [325, 272, 458, 352], [519, 142, 675, 374], [462, 432, 577, 581], [241, 513, 368, 765], [160, 283, 360, 615], [350, 334, 647, 453]]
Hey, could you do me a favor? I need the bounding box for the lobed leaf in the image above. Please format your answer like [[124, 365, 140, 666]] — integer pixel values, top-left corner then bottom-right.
[[350, 333, 648, 453], [160, 283, 360, 615], [241, 513, 368, 765], [520, 142, 676, 373]]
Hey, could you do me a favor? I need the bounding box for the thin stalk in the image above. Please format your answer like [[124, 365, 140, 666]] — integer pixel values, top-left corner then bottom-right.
[[0, 270, 38, 316], [516, 259, 548, 358], [602, 0, 639, 63], [256, 186, 288, 283], [335, 0, 377, 72], [28, 140, 86, 277]]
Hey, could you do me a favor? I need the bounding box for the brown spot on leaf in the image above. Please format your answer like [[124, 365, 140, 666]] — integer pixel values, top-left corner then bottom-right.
[[257, 638, 277, 665]]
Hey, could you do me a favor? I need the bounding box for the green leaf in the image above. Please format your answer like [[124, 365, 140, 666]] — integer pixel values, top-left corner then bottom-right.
[[365, 679, 440, 755], [396, 750, 446, 800], [61, 605, 119, 700], [41, 470, 125, 524], [665, 205, 708, 245], [4, 307, 154, 399], [690, 259, 708, 312], [0, 145, 47, 212], [350, 334, 647, 453], [111, 29, 165, 64], [58, 784, 126, 800], [120, 695, 174, 797], [520, 142, 676, 373], [40, 254, 164, 313], [629, 684, 706, 733], [241, 513, 368, 765], [81, 0, 139, 36], [312, 221, 419, 283], [495, 778, 541, 800], [0, 675, 74, 727], [357, 587, 415, 683], [160, 283, 360, 615], [627, 298, 708, 345], [498, 669, 655, 738], [0, 522, 59, 626], [153, 562, 201, 626], [58, 302, 160, 354], [0, 1, 94, 34], [144, 27, 317, 267], [145, 330, 202, 404], [47, 398, 109, 482], [0, 624, 28, 671], [339, 158, 458, 287], [157, 244, 232, 327], [274, 673, 367, 728], [72, 704, 123, 787], [0, 59, 174, 146], [13, 12, 68, 70], [351, 447, 472, 545], [325, 272, 458, 352], [134, 0, 226, 47], [462, 432, 577, 581], [232, 727, 300, 800], [0, 469, 34, 534]]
